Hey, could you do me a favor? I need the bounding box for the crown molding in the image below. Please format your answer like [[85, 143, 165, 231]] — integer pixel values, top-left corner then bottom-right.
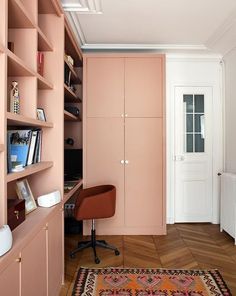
[[81, 43, 209, 52], [65, 12, 86, 46], [166, 53, 222, 61], [206, 8, 236, 56], [62, 0, 102, 13]]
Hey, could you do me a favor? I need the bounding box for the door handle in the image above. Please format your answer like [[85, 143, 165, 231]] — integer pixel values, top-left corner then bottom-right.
[[174, 155, 185, 161]]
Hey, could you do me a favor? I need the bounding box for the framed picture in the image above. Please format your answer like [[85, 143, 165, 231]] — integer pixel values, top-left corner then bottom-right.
[[16, 179, 37, 214], [36, 108, 46, 121]]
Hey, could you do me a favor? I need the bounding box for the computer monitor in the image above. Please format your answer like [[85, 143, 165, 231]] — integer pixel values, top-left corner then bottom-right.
[[64, 149, 82, 181]]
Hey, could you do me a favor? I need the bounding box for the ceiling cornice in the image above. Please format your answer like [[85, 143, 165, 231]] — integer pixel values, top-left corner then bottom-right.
[[62, 0, 102, 13], [166, 53, 222, 61], [205, 8, 236, 56], [81, 43, 209, 52], [66, 12, 86, 45]]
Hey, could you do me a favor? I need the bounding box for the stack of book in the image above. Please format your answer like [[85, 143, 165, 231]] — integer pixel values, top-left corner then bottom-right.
[[7, 129, 42, 173]]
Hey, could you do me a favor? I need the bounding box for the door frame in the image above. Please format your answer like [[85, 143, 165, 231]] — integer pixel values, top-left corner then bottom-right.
[[174, 86, 213, 222], [166, 64, 224, 224]]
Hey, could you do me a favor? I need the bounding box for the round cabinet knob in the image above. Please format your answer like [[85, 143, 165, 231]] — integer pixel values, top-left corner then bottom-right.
[[120, 160, 125, 164], [125, 160, 129, 164], [125, 114, 128, 117], [121, 114, 124, 117]]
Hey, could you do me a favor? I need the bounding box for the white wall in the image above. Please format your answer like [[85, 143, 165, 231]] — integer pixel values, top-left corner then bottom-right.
[[166, 55, 223, 224], [223, 49, 236, 173]]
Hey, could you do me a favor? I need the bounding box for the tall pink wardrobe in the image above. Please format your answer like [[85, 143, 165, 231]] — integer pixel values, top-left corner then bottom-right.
[[83, 54, 166, 235]]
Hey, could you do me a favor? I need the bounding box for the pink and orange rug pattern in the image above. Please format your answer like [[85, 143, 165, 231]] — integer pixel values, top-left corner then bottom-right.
[[72, 268, 231, 296]]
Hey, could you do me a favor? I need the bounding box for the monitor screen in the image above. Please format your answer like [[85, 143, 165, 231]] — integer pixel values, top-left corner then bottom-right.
[[64, 149, 82, 181]]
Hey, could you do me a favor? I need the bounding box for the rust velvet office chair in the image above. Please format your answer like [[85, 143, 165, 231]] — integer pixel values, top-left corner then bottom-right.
[[70, 185, 120, 264]]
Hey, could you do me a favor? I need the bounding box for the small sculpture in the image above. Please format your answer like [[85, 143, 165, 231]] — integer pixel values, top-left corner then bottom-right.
[[10, 81, 20, 114]]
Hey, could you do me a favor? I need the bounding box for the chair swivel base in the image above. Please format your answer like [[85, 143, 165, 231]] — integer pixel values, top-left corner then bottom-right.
[[70, 230, 120, 264]]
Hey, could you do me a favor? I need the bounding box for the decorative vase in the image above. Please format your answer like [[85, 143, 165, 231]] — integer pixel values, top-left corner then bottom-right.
[[10, 81, 20, 114], [0, 225, 13, 256]]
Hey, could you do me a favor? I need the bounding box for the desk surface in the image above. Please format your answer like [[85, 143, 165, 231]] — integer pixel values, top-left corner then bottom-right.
[[63, 179, 83, 203]]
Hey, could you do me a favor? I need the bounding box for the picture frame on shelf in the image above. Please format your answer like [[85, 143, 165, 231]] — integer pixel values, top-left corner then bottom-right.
[[37, 108, 46, 121], [16, 179, 37, 214]]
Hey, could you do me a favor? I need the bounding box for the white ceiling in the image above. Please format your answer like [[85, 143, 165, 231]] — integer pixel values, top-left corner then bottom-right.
[[62, 0, 236, 54]]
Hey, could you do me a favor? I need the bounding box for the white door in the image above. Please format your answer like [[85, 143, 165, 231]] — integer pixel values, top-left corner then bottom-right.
[[174, 87, 213, 222]]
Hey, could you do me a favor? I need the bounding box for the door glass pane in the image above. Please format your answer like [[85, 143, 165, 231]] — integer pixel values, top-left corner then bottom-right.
[[195, 95, 204, 113], [187, 114, 193, 132], [195, 134, 204, 152], [186, 134, 193, 152], [183, 95, 193, 112], [183, 94, 205, 153]]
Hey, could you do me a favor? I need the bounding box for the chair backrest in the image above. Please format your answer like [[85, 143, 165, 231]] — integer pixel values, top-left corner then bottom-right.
[[74, 185, 116, 220]]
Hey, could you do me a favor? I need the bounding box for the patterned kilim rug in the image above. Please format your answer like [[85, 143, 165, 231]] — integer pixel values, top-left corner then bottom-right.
[[72, 268, 232, 296]]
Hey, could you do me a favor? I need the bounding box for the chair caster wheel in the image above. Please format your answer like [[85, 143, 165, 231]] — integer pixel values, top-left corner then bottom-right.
[[95, 257, 100, 264], [115, 250, 120, 256], [70, 253, 76, 259]]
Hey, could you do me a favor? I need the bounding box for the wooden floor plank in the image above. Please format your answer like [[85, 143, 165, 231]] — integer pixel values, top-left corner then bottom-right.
[[60, 224, 236, 296]]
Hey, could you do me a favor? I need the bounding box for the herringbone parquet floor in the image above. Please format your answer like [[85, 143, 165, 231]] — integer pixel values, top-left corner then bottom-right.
[[60, 224, 236, 295]]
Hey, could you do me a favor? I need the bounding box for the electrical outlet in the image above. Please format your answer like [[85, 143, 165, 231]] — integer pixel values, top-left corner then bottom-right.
[[64, 203, 75, 210]]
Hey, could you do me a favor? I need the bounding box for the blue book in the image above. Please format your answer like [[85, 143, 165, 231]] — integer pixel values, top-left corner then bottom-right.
[[8, 130, 32, 167], [7, 132, 12, 173]]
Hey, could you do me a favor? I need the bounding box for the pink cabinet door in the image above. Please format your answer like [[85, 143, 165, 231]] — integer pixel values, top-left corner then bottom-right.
[[125, 118, 165, 233], [86, 118, 125, 231], [0, 259, 20, 296], [48, 209, 63, 296], [125, 57, 164, 118], [86, 58, 124, 117], [21, 228, 47, 296]]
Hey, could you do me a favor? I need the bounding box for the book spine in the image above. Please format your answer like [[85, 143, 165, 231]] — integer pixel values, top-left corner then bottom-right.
[[33, 130, 41, 163], [27, 130, 38, 166], [7, 132, 12, 173], [68, 70, 71, 86], [64, 64, 71, 86], [37, 130, 42, 163]]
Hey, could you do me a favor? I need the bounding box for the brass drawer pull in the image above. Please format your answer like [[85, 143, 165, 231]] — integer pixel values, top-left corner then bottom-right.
[[14, 210, 19, 220]]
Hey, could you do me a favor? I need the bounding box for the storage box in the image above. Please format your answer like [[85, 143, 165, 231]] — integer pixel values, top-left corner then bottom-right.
[[7, 199, 25, 230]]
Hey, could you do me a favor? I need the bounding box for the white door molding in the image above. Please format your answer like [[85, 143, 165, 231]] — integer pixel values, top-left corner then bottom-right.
[[166, 56, 223, 224], [174, 86, 213, 222]]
